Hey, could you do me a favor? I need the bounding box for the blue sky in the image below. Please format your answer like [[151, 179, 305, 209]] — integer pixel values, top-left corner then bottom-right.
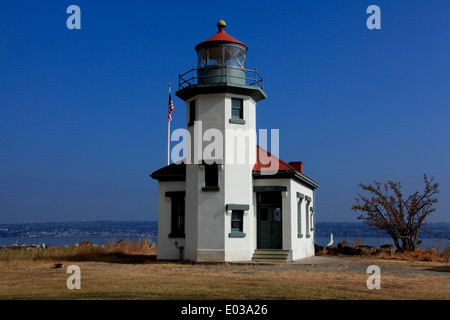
[[0, 1, 449, 223]]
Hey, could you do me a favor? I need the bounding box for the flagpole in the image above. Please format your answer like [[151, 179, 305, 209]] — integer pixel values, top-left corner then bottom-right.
[[167, 83, 171, 166]]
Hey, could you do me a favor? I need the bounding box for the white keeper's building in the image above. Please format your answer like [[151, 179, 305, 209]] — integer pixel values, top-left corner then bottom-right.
[[151, 20, 319, 263]]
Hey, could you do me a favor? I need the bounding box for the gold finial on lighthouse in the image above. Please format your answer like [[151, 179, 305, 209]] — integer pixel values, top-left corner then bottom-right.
[[217, 19, 226, 31]]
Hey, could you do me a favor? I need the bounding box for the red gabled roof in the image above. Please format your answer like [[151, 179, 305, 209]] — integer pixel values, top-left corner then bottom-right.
[[253, 145, 296, 172], [253, 146, 319, 187]]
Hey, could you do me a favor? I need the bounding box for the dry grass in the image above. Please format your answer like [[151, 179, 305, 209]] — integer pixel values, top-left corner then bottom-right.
[[0, 259, 448, 300], [0, 240, 448, 300], [0, 239, 156, 263], [374, 248, 449, 263]]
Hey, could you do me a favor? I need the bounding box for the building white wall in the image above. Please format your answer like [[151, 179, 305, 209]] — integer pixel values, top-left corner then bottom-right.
[[184, 93, 257, 262], [157, 92, 316, 262], [252, 178, 315, 261], [223, 94, 257, 261], [157, 177, 315, 262], [289, 179, 315, 260], [156, 181, 186, 260], [184, 94, 226, 261]]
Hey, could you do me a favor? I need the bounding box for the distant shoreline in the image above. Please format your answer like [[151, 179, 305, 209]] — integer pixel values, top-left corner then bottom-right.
[[0, 236, 447, 252], [2, 220, 448, 240]]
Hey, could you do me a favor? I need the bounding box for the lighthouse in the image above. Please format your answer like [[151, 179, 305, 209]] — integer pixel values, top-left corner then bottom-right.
[[151, 20, 319, 262]]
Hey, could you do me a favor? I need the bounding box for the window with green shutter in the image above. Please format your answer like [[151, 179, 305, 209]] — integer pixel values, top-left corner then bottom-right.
[[229, 210, 245, 238], [229, 98, 245, 124]]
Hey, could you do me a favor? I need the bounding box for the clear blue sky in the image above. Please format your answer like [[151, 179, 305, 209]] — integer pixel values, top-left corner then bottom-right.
[[0, 1, 449, 223]]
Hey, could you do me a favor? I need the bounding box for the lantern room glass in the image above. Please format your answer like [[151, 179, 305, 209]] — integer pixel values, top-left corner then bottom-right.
[[197, 45, 246, 69]]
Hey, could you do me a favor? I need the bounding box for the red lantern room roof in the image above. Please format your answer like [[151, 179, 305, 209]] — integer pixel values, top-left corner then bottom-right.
[[195, 19, 248, 51]]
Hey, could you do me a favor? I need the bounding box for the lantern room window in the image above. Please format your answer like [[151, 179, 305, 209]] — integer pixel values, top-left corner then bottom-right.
[[198, 48, 207, 67], [225, 46, 245, 68], [208, 46, 224, 65], [197, 45, 246, 69]]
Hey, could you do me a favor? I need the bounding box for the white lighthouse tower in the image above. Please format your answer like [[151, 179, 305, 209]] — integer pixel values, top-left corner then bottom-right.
[[177, 19, 266, 261], [151, 20, 319, 263]]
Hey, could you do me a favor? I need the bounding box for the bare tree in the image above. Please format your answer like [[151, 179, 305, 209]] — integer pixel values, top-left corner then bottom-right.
[[351, 174, 439, 252]]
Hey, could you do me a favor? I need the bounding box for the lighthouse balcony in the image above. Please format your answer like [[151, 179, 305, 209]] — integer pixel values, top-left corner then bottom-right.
[[179, 65, 264, 90], [177, 66, 266, 102]]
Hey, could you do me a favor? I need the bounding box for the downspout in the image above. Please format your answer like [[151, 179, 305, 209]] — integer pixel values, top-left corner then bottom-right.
[[313, 189, 316, 246], [174, 241, 184, 261]]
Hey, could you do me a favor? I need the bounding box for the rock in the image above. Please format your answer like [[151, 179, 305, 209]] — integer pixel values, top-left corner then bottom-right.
[[314, 244, 326, 255], [381, 244, 396, 254], [326, 246, 339, 255], [370, 246, 381, 254], [314, 243, 324, 251], [342, 246, 358, 255]]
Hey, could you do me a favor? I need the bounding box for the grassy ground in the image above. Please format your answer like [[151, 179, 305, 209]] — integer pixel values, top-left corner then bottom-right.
[[0, 240, 448, 300]]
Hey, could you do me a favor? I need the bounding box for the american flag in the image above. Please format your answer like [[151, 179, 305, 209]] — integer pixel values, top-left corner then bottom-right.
[[168, 92, 174, 122]]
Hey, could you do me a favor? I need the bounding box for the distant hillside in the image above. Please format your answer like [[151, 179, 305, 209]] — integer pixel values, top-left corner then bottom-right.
[[315, 221, 450, 239]]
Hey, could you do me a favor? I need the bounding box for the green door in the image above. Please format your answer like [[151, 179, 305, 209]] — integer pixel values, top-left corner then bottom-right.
[[257, 206, 282, 249]]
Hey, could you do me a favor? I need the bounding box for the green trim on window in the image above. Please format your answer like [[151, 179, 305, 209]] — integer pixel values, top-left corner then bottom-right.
[[229, 118, 246, 125], [228, 231, 246, 238], [310, 207, 314, 212], [253, 186, 287, 193], [305, 195, 312, 202], [202, 186, 220, 191], [226, 204, 249, 211], [297, 192, 305, 199], [306, 234, 311, 238], [298, 233, 303, 238]]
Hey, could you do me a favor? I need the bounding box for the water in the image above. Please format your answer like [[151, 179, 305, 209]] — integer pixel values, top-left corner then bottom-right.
[[0, 236, 157, 247]]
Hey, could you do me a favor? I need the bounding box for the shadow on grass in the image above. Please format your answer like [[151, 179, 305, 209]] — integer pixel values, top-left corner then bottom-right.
[[102, 253, 157, 264], [61, 252, 158, 264], [426, 265, 450, 273]]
